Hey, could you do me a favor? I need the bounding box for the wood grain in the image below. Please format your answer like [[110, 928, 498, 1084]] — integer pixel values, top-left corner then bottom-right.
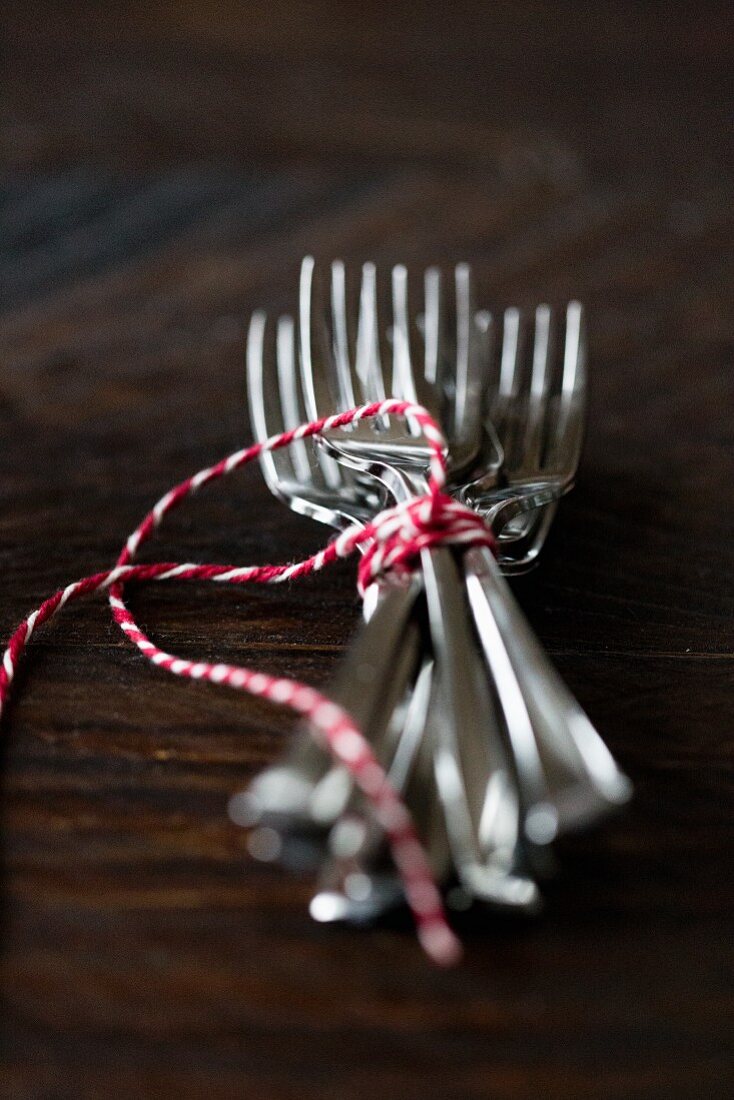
[[2, 2, 733, 1097]]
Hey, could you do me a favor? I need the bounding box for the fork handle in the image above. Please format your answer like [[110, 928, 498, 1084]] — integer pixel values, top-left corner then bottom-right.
[[463, 546, 632, 834], [238, 575, 423, 846], [315, 546, 540, 914], [310, 656, 450, 925], [421, 546, 539, 908]]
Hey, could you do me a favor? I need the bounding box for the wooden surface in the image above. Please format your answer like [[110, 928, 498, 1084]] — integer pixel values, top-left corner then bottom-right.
[[2, 2, 733, 1097]]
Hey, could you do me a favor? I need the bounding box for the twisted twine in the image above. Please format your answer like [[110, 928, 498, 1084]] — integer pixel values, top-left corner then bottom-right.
[[0, 399, 495, 965]]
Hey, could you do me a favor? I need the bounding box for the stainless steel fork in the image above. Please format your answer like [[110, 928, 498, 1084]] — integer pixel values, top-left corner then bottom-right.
[[236, 276, 506, 888], [232, 309, 425, 865], [310, 303, 582, 917], [307, 260, 629, 913], [236, 258, 631, 928], [237, 292, 561, 857], [463, 303, 632, 833], [234, 274, 496, 857], [302, 258, 538, 906]]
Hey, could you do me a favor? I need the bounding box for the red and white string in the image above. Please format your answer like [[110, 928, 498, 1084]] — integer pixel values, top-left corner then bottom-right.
[[0, 399, 495, 966]]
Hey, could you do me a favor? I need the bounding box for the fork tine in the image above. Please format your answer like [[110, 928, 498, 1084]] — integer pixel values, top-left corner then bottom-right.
[[355, 262, 387, 405], [390, 264, 419, 403], [247, 311, 299, 490], [474, 308, 494, 397], [491, 307, 525, 467], [453, 263, 473, 433], [498, 307, 522, 401], [453, 264, 487, 453], [519, 304, 553, 472], [330, 260, 357, 410], [298, 255, 340, 422], [562, 301, 585, 399], [276, 315, 315, 485], [291, 258, 345, 489], [532, 305, 552, 400], [390, 266, 438, 442], [544, 302, 586, 475], [423, 266, 442, 387]]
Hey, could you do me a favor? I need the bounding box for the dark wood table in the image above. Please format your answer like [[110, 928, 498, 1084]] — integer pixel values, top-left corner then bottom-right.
[[2, 3, 733, 1096]]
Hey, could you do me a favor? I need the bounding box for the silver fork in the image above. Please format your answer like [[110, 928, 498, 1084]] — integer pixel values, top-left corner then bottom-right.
[[308, 260, 630, 908], [311, 304, 582, 918], [237, 263, 630, 922], [464, 303, 632, 832], [230, 310, 425, 864], [302, 257, 538, 907], [238, 262, 538, 908], [233, 280, 498, 856], [235, 281, 512, 875]]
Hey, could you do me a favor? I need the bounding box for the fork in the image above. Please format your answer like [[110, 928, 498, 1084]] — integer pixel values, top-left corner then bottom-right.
[[463, 303, 632, 832], [309, 303, 567, 916], [232, 310, 425, 865], [239, 263, 539, 907], [305, 258, 630, 908], [239, 269, 585, 840], [235, 277, 518, 882], [301, 258, 541, 905], [237, 258, 631, 922]]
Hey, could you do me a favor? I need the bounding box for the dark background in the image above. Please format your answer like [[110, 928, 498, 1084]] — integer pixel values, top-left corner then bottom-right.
[[2, 2, 733, 1097]]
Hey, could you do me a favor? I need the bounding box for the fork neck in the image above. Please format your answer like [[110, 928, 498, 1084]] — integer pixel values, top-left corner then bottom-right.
[[369, 463, 430, 504]]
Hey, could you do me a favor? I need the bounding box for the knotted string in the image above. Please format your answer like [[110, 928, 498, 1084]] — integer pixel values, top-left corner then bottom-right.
[[356, 493, 494, 596], [0, 399, 495, 965]]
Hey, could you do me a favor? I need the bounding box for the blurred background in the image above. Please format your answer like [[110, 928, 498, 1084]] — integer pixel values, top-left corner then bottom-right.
[[2, 3, 733, 1098], [5, 1, 733, 298], [5, 2, 733, 457]]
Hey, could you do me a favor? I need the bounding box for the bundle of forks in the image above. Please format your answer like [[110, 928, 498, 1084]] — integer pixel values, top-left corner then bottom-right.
[[229, 256, 631, 927]]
